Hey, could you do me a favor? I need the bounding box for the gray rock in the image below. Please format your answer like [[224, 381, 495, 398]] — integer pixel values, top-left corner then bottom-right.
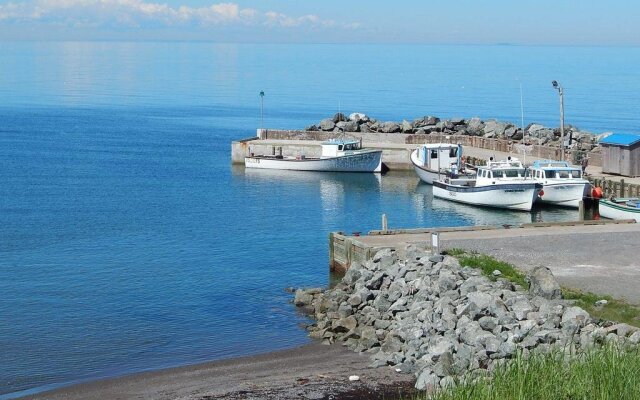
[[381, 122, 401, 133], [478, 316, 498, 331], [294, 289, 314, 306], [343, 120, 359, 132], [467, 117, 484, 135], [526, 266, 561, 300], [401, 120, 414, 133], [467, 292, 494, 311], [594, 299, 608, 307], [433, 351, 454, 377], [319, 118, 335, 131], [628, 331, 640, 344], [561, 306, 591, 332], [332, 112, 346, 123], [510, 297, 534, 321], [428, 338, 456, 361], [349, 112, 369, 123], [415, 368, 440, 390], [332, 316, 357, 333], [372, 248, 397, 269]]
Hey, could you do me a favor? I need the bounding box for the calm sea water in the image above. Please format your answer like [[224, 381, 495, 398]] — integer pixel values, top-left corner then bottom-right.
[[1, 42, 638, 398]]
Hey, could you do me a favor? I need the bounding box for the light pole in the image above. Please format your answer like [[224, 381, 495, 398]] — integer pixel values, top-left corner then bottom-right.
[[259, 90, 265, 130], [551, 80, 565, 161]]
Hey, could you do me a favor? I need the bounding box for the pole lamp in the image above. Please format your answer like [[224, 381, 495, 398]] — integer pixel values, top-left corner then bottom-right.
[[259, 90, 265, 130], [551, 80, 565, 161]]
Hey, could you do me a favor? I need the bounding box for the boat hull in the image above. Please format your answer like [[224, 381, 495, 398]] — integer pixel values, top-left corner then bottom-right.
[[410, 149, 440, 184], [538, 181, 589, 208], [598, 200, 640, 222], [244, 150, 383, 172], [433, 181, 541, 211]]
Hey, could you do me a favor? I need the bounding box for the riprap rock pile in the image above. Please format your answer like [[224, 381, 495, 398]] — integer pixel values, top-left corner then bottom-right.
[[304, 112, 608, 154], [294, 247, 640, 390]]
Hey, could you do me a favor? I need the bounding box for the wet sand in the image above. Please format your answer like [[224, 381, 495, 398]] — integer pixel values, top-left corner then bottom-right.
[[19, 343, 416, 400]]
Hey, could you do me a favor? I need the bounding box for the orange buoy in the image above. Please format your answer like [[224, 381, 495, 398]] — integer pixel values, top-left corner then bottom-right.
[[538, 189, 544, 197], [592, 186, 603, 199]]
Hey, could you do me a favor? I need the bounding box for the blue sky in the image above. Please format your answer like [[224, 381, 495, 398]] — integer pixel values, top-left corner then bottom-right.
[[0, 0, 638, 44]]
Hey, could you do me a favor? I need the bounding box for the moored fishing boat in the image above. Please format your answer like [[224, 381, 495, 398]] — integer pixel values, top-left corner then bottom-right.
[[432, 157, 542, 211], [527, 160, 590, 207], [598, 198, 640, 222], [410, 143, 465, 184], [244, 139, 383, 172]]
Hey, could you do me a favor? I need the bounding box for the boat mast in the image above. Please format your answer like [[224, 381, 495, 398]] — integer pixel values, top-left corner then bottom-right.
[[520, 82, 526, 166]]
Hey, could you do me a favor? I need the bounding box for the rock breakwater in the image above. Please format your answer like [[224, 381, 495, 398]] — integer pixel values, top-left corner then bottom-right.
[[294, 247, 640, 391], [305, 113, 611, 155]]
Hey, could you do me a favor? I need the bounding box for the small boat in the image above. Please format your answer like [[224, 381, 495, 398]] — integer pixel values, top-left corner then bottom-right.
[[410, 143, 466, 184], [244, 139, 382, 172], [527, 160, 590, 208], [598, 197, 640, 222], [432, 157, 542, 211]]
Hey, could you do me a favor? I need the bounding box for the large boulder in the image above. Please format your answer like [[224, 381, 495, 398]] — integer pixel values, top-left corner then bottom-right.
[[526, 266, 561, 300], [467, 117, 484, 135], [349, 112, 369, 123], [401, 120, 414, 133], [561, 306, 591, 332], [319, 118, 336, 131], [332, 112, 346, 123], [381, 122, 401, 133], [343, 120, 359, 132]]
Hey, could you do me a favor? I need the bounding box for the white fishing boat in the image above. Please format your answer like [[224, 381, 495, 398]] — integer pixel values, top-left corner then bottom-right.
[[410, 143, 465, 184], [598, 198, 640, 222], [244, 139, 382, 172], [527, 160, 589, 207], [432, 157, 542, 211]]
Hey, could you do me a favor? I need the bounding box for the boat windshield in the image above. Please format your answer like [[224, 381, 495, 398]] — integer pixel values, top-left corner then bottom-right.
[[504, 169, 521, 178], [544, 170, 556, 178], [493, 169, 522, 178]]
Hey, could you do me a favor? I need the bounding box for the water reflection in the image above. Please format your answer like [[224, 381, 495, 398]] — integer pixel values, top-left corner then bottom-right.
[[236, 165, 586, 231], [414, 182, 584, 225]]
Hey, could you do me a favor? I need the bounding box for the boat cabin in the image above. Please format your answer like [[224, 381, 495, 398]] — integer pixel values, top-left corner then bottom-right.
[[321, 139, 363, 158], [415, 143, 462, 171], [528, 160, 583, 180], [476, 157, 526, 184]]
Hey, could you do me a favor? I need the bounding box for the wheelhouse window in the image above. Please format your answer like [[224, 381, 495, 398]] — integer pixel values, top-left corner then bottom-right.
[[545, 170, 556, 179], [504, 169, 520, 178], [449, 148, 458, 157], [571, 170, 582, 178], [431, 150, 438, 159], [558, 170, 570, 179]]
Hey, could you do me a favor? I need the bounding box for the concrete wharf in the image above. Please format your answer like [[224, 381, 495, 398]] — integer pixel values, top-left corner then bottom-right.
[[231, 129, 640, 197], [329, 220, 640, 304]]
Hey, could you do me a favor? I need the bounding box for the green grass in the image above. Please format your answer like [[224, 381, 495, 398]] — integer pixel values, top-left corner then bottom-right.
[[423, 345, 640, 400], [444, 248, 528, 288], [444, 249, 640, 328], [563, 288, 640, 328]]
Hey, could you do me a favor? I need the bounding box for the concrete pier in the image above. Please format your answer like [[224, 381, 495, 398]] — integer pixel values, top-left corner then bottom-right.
[[329, 219, 640, 303], [232, 129, 640, 197]]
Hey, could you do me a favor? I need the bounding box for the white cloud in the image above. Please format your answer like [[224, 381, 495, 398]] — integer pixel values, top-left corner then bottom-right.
[[0, 1, 357, 30]]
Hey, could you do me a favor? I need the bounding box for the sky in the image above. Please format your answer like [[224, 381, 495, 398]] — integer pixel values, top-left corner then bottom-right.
[[0, 0, 638, 45]]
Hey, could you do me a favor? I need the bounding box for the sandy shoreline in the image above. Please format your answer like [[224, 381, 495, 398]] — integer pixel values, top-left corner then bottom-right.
[[17, 343, 416, 400]]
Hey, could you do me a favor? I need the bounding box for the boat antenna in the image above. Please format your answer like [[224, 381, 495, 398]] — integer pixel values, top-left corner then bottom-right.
[[520, 82, 527, 165], [437, 144, 441, 181]]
